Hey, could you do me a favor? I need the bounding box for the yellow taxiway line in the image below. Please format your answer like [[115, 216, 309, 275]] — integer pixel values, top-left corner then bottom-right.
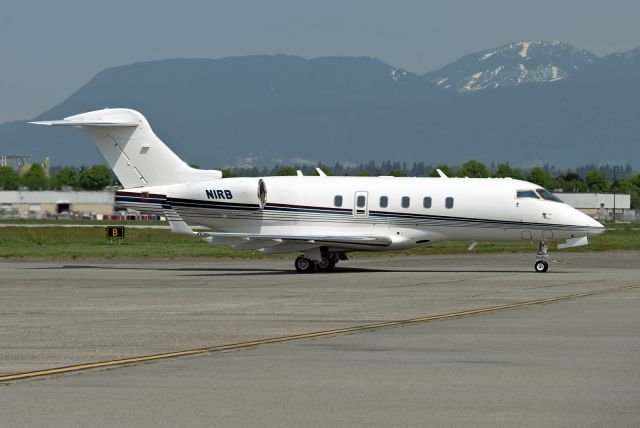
[[2, 283, 639, 383]]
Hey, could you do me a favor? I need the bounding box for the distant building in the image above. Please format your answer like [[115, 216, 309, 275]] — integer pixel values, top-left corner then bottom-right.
[[0, 154, 30, 169], [558, 192, 634, 222], [0, 191, 115, 218]]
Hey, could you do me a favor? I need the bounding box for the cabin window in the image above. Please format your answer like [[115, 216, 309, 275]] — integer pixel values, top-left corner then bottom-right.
[[536, 188, 563, 203], [517, 190, 540, 199], [356, 195, 366, 208], [379, 196, 388, 208], [334, 195, 343, 207], [445, 197, 454, 209], [423, 197, 432, 209], [401, 196, 410, 208]]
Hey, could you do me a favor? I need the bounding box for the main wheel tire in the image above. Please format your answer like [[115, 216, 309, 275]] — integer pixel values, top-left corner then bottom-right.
[[316, 257, 336, 272], [295, 256, 315, 273], [534, 261, 548, 273]]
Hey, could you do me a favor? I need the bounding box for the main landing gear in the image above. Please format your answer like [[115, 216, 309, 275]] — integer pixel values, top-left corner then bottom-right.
[[534, 241, 549, 273], [294, 252, 343, 273], [294, 256, 315, 273]]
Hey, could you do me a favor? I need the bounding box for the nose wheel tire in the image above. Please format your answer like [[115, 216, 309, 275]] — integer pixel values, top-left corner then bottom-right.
[[295, 256, 315, 273], [534, 261, 548, 273]]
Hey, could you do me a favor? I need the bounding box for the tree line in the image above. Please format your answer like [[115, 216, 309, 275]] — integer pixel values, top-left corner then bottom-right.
[[0, 164, 113, 191], [220, 160, 640, 208], [2, 160, 639, 208]]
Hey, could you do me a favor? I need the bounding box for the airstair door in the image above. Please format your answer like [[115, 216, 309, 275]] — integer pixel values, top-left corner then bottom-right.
[[353, 191, 369, 217]]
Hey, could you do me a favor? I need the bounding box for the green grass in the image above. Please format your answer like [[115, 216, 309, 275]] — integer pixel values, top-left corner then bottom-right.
[[0, 227, 253, 259], [0, 225, 638, 260]]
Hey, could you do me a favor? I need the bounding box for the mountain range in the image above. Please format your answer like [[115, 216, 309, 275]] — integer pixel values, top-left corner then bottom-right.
[[423, 41, 598, 92], [1, 41, 639, 168]]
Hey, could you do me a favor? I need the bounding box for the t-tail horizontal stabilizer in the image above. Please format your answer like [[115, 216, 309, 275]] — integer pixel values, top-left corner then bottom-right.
[[30, 119, 138, 127]]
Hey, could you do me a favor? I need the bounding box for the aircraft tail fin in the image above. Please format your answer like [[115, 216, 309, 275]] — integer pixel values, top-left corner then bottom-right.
[[31, 108, 222, 188]]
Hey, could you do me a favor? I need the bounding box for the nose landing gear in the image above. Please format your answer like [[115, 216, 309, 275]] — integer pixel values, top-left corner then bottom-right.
[[534, 241, 549, 273]]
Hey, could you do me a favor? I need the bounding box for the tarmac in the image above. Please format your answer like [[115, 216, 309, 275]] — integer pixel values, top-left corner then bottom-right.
[[1, 252, 639, 426]]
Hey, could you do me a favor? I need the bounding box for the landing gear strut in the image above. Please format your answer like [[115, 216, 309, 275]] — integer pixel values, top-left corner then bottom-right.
[[534, 241, 549, 273]]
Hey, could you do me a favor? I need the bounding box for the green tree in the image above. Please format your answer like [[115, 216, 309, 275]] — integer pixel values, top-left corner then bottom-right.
[[21, 163, 49, 190], [554, 173, 587, 192], [526, 167, 552, 188], [388, 169, 407, 177], [615, 178, 640, 209], [584, 170, 610, 192], [492, 163, 522, 179], [456, 160, 489, 178], [628, 173, 640, 190], [355, 170, 371, 176], [78, 165, 111, 190], [275, 166, 297, 176], [53, 167, 78, 189], [430, 165, 453, 177], [221, 168, 237, 178], [0, 166, 20, 190], [616, 179, 636, 193], [563, 172, 582, 182]]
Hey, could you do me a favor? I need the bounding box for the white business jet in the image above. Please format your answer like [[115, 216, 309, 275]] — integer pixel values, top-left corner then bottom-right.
[[32, 108, 604, 273]]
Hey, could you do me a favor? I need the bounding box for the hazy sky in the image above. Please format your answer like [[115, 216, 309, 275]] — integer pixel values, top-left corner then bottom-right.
[[1, 0, 639, 123]]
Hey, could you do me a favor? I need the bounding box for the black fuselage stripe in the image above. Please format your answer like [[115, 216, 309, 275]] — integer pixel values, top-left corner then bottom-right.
[[116, 196, 589, 230]]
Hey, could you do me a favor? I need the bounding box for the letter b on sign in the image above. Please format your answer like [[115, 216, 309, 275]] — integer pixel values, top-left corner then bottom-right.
[[106, 226, 125, 240]]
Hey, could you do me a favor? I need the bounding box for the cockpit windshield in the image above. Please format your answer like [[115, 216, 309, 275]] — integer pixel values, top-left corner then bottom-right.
[[516, 190, 540, 199], [536, 188, 563, 203]]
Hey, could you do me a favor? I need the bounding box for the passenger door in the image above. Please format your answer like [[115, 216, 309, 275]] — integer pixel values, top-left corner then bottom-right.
[[353, 191, 369, 217]]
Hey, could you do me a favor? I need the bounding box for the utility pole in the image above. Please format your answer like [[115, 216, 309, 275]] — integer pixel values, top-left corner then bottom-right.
[[612, 165, 618, 223]]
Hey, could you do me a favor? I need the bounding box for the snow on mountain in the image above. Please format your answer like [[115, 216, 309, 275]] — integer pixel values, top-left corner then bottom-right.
[[389, 67, 409, 82], [424, 41, 598, 93]]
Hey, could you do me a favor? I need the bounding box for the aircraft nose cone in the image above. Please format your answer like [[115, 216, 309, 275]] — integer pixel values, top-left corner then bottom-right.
[[584, 213, 605, 235]]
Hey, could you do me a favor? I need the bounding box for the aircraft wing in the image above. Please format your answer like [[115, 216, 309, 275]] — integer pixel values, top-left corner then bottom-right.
[[160, 217, 392, 252], [199, 232, 392, 252]]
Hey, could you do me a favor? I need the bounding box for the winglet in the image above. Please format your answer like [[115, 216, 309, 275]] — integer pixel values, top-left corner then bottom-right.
[[169, 220, 196, 236], [436, 169, 448, 178], [315, 167, 327, 177], [162, 207, 196, 236]]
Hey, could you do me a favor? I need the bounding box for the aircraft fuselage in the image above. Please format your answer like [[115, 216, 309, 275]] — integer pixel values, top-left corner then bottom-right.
[[115, 175, 604, 252]]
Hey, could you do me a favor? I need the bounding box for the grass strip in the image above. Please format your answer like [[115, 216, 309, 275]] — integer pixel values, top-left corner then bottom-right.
[[0, 224, 638, 260]]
